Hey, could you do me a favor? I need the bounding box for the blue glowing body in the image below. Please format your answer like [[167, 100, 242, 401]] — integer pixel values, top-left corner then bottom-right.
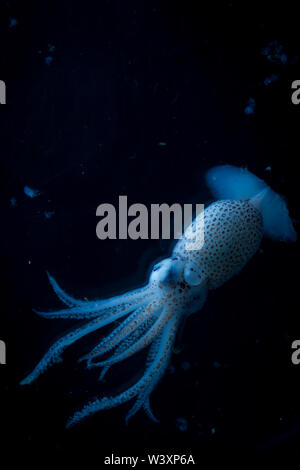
[[20, 165, 296, 427]]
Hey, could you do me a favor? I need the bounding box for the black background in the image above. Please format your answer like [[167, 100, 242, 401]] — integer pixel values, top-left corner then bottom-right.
[[0, 0, 299, 463]]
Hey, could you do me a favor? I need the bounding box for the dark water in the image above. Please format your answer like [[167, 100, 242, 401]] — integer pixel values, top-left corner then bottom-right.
[[0, 1, 299, 461]]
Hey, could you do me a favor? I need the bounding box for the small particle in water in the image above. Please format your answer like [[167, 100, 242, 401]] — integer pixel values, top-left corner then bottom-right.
[[44, 211, 55, 220], [9, 18, 18, 28], [48, 44, 55, 53], [10, 197, 17, 207], [213, 361, 222, 369], [244, 98, 256, 115], [158, 142, 167, 146], [181, 361, 191, 371], [261, 41, 288, 65], [28, 260, 31, 265], [24, 186, 40, 198], [175, 417, 188, 432], [211, 427, 216, 435], [264, 74, 278, 86], [44, 56, 53, 66], [265, 166, 272, 172]]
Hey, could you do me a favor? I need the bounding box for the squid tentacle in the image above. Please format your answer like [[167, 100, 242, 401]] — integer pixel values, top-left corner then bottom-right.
[[143, 396, 159, 423], [35, 285, 153, 320], [82, 301, 162, 365], [80, 306, 146, 363], [46, 272, 86, 307], [20, 306, 138, 385], [66, 314, 179, 428], [34, 300, 144, 320], [98, 315, 157, 381], [125, 384, 160, 424], [90, 304, 178, 369], [125, 319, 178, 424], [125, 332, 163, 424], [125, 390, 149, 424]]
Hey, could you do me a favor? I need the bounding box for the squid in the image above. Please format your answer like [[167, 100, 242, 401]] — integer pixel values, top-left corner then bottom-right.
[[20, 165, 297, 428]]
